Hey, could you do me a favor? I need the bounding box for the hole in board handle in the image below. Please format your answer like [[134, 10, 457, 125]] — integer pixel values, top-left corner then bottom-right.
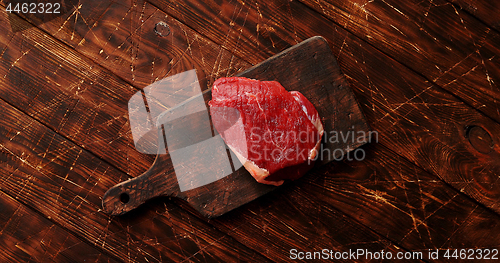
[[120, 193, 130, 204]]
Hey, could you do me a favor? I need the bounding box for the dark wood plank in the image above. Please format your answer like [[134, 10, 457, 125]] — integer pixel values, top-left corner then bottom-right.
[[102, 36, 370, 218], [0, 98, 270, 262], [0, 4, 273, 261], [302, 143, 500, 251], [449, 0, 500, 31], [3, 0, 499, 261], [1, 0, 248, 89], [147, 0, 287, 70], [205, 143, 500, 262], [207, 188, 411, 262], [0, 192, 117, 262], [0, 2, 249, 179], [0, 8, 152, 178], [148, 0, 500, 214], [0, 9, 421, 261], [341, 37, 500, 211], [0, 96, 416, 262], [0, 3, 376, 261], [147, 0, 500, 258], [298, 0, 500, 124]]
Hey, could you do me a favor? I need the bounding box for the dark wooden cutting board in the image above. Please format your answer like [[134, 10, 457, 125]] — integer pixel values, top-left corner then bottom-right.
[[102, 36, 370, 218]]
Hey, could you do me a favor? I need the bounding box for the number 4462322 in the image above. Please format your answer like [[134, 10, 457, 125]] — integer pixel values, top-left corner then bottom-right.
[[6, 2, 61, 14], [443, 249, 498, 260]]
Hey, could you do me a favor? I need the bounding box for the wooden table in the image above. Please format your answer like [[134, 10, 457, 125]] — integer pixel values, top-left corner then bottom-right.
[[1, 0, 499, 262]]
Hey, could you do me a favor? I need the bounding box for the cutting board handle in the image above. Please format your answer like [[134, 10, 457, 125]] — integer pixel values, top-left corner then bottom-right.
[[102, 154, 178, 215]]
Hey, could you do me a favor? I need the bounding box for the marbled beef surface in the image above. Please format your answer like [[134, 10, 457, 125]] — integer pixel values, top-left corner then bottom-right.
[[209, 77, 324, 186]]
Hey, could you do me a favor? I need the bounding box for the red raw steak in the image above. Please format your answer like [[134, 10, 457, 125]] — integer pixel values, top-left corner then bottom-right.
[[209, 77, 324, 186]]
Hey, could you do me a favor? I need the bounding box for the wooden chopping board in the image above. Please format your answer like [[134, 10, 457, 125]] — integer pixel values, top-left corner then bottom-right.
[[102, 36, 370, 218]]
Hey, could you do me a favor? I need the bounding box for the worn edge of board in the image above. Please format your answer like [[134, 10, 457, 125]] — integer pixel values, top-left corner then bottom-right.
[[102, 36, 371, 217]]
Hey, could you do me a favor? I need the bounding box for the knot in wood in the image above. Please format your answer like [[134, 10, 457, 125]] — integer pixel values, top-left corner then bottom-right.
[[466, 125, 494, 154]]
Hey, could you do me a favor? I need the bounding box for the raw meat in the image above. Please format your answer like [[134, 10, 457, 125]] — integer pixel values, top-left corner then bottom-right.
[[209, 77, 324, 186]]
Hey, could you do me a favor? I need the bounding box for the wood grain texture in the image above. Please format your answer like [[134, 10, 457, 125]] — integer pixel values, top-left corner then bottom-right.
[[206, 185, 412, 262], [449, 0, 500, 31], [0, 98, 270, 262], [301, 143, 500, 252], [148, 0, 292, 69], [102, 36, 370, 218], [342, 37, 500, 211], [0, 8, 154, 179], [0, 1, 249, 179], [206, 142, 500, 262], [0, 3, 391, 261], [0, 192, 117, 262], [0, 3, 433, 261], [298, 0, 500, 124], [149, 0, 500, 213], [0, 4, 266, 261], [0, 95, 409, 263], [1, 0, 500, 261], [1, 0, 248, 89], [148, 0, 500, 257]]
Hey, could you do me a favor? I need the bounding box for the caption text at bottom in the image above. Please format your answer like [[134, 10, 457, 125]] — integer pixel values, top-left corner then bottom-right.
[[290, 248, 499, 260]]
